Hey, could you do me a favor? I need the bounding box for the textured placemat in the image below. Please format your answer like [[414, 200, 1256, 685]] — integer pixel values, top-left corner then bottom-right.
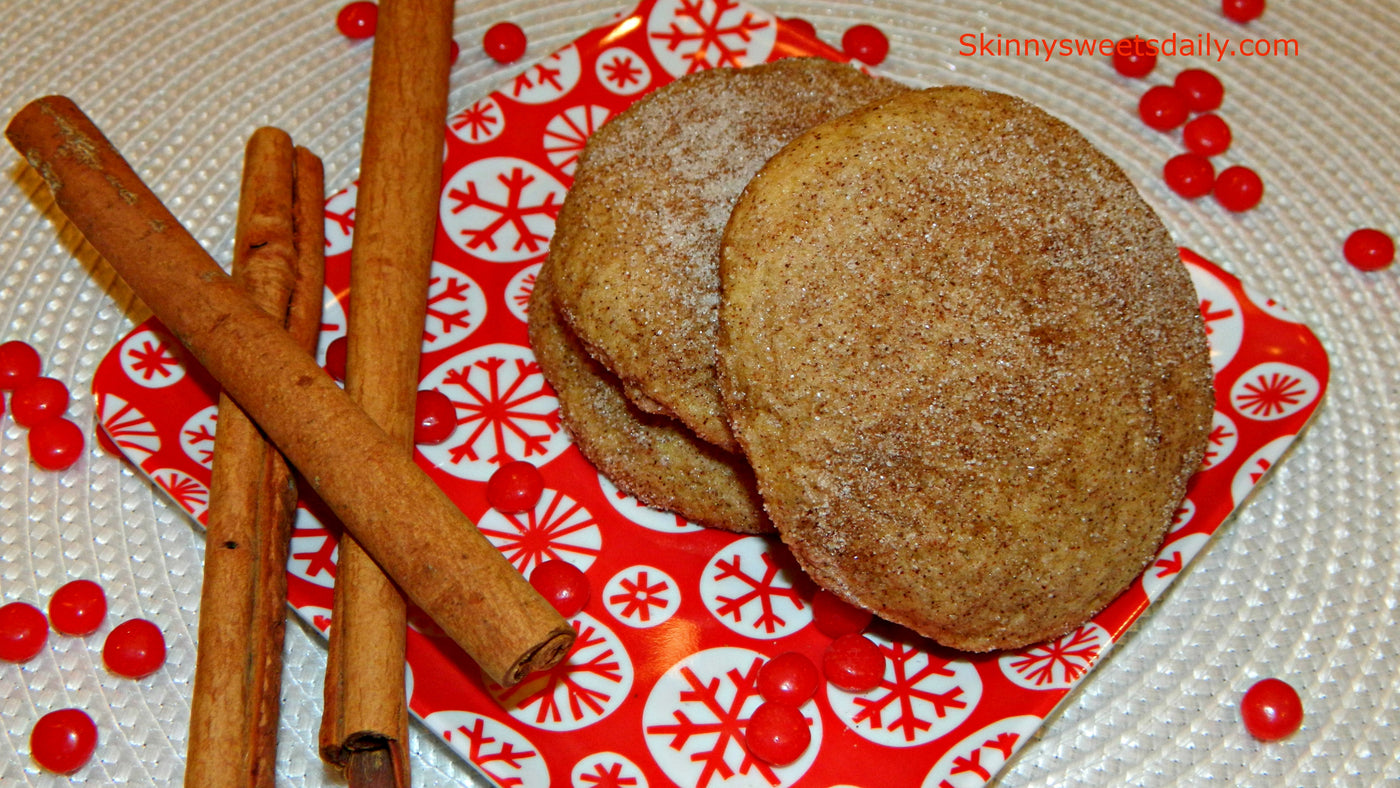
[[1, 1, 1397, 786]]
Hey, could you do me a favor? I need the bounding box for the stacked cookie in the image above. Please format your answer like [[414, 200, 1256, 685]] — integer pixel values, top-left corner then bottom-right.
[[529, 58, 1214, 652]]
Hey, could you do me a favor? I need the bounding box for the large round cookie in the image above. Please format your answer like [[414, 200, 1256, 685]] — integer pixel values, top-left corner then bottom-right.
[[548, 58, 907, 452], [718, 86, 1214, 651], [529, 263, 771, 534]]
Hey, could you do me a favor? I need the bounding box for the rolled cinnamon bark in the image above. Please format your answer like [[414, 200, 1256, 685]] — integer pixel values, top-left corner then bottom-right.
[[320, 0, 455, 782], [6, 95, 576, 687]]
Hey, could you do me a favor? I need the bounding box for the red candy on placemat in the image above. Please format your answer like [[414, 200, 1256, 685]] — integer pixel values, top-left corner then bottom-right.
[[48, 580, 107, 637], [1241, 677, 1303, 740], [29, 708, 98, 774], [90, 3, 1330, 785], [0, 601, 48, 663], [102, 619, 166, 679]]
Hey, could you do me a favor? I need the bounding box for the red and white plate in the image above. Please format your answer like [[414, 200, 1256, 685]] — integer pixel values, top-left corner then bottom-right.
[[92, 2, 1329, 786]]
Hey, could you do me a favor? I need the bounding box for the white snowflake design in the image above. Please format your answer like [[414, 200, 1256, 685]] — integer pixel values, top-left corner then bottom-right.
[[700, 536, 810, 639], [489, 613, 633, 731], [594, 46, 653, 96], [643, 647, 821, 787], [425, 710, 547, 788], [478, 488, 602, 577], [440, 157, 567, 264], [998, 623, 1110, 691], [543, 105, 612, 176], [602, 564, 681, 629], [422, 261, 487, 352], [827, 631, 983, 748], [646, 0, 777, 77], [120, 328, 187, 389], [449, 96, 506, 145], [417, 343, 569, 481], [178, 405, 219, 470], [98, 393, 161, 465]]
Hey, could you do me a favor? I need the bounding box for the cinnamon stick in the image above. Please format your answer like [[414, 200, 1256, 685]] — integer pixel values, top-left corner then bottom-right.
[[320, 0, 455, 783], [5, 96, 576, 688], [185, 126, 309, 788]]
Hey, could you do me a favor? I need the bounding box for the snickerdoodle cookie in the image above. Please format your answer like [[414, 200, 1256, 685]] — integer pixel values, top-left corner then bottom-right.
[[529, 263, 771, 534], [548, 57, 907, 452], [718, 86, 1214, 651]]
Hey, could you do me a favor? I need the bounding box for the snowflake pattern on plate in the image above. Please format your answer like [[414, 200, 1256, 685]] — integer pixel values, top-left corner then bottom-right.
[[1229, 362, 1321, 421], [1169, 495, 1197, 536], [478, 487, 602, 576], [423, 261, 487, 352], [603, 564, 681, 628], [97, 393, 161, 464], [597, 472, 704, 533], [1188, 260, 1244, 374], [700, 536, 810, 639], [150, 468, 209, 519], [1200, 410, 1239, 471], [316, 286, 347, 365], [120, 328, 187, 389], [828, 629, 982, 748], [323, 185, 356, 257], [426, 709, 548, 788], [595, 46, 653, 95], [506, 44, 583, 105], [288, 506, 337, 589], [543, 105, 613, 176], [504, 263, 541, 324], [1230, 435, 1295, 509], [999, 623, 1111, 691], [643, 646, 821, 787], [646, 0, 777, 76], [449, 96, 506, 145], [417, 342, 568, 481], [178, 405, 219, 469], [919, 715, 1043, 788], [1142, 533, 1211, 602], [440, 157, 567, 264], [490, 612, 633, 731], [572, 751, 650, 788]]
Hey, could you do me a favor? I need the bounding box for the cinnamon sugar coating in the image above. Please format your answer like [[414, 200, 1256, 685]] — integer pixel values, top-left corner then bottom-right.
[[548, 58, 907, 452], [718, 86, 1214, 651], [529, 263, 771, 534]]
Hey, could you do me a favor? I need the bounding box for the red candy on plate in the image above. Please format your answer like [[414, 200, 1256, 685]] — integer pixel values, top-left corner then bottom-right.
[[1111, 37, 1156, 78], [1138, 85, 1189, 131], [29, 708, 98, 775], [1183, 113, 1232, 157], [1343, 228, 1395, 272], [0, 601, 48, 663], [27, 417, 85, 471], [484, 22, 528, 64], [823, 633, 885, 692], [1174, 68, 1225, 112], [10, 376, 71, 428], [0, 339, 42, 391], [745, 701, 811, 766], [414, 388, 458, 445], [336, 1, 378, 39], [1214, 165, 1264, 212], [529, 559, 590, 618], [1164, 153, 1216, 199], [1241, 677, 1303, 740], [48, 580, 107, 637], [757, 651, 821, 705], [102, 618, 166, 679], [486, 460, 544, 513], [842, 24, 889, 66]]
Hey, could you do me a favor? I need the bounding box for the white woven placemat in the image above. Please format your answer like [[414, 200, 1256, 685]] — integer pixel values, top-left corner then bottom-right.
[[1, 1, 1396, 786]]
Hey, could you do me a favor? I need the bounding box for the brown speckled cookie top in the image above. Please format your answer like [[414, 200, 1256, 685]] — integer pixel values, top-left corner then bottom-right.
[[548, 57, 907, 452], [718, 86, 1214, 651]]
